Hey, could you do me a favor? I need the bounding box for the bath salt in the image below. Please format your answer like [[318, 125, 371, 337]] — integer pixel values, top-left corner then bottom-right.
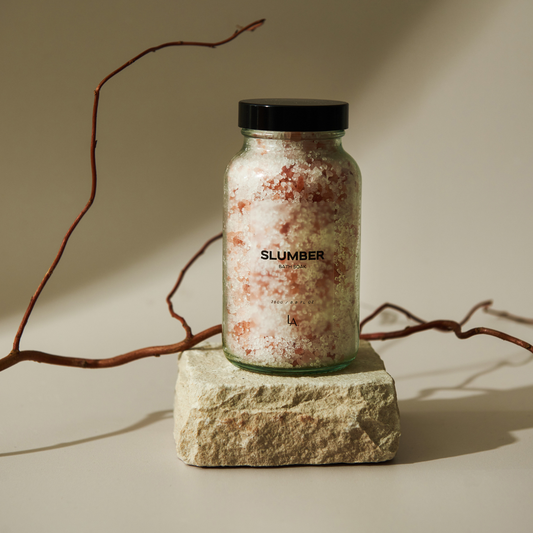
[[223, 99, 361, 375]]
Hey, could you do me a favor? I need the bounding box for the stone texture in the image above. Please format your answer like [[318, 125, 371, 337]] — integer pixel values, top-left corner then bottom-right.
[[173, 340, 400, 467]]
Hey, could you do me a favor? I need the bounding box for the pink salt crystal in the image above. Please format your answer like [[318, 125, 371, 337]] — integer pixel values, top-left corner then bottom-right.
[[223, 101, 361, 374]]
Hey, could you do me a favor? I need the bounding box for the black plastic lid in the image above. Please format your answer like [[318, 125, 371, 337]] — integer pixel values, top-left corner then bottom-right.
[[238, 99, 349, 132]]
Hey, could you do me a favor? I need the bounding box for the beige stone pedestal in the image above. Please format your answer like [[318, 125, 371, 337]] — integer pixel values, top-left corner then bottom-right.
[[173, 340, 400, 467]]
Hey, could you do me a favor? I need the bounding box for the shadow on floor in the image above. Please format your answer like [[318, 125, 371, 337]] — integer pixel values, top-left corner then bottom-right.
[[0, 409, 173, 458], [394, 352, 533, 463], [395, 398, 533, 464], [3, 350, 532, 464]]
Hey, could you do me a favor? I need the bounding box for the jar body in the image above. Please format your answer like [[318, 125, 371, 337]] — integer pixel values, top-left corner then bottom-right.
[[223, 129, 361, 374]]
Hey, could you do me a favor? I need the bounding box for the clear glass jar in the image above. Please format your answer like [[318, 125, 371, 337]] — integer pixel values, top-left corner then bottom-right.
[[223, 99, 361, 375]]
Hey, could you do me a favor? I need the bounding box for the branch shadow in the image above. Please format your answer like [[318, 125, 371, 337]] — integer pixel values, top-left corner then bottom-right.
[[0, 409, 173, 458], [3, 348, 531, 465], [394, 353, 533, 464]]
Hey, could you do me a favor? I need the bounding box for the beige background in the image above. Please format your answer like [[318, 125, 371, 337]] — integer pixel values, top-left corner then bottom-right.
[[1, 1, 532, 532]]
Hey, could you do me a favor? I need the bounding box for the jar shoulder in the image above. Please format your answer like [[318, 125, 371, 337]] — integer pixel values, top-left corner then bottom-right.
[[226, 145, 360, 180]]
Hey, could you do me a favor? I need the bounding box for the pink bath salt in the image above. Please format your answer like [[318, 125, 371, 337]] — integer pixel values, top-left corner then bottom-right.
[[223, 99, 361, 374]]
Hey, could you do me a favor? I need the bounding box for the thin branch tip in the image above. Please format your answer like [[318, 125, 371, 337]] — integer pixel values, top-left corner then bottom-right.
[[8, 22, 261, 361], [247, 19, 266, 31]]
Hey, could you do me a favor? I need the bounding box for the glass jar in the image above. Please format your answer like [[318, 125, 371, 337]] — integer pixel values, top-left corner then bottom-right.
[[223, 99, 361, 375]]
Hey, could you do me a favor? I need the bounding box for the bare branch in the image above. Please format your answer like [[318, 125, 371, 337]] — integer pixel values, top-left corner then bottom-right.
[[458, 299, 492, 326], [5, 19, 533, 375], [484, 306, 533, 326], [10, 20, 265, 355], [360, 300, 533, 355], [360, 302, 427, 330], [166, 232, 222, 338], [0, 325, 222, 372]]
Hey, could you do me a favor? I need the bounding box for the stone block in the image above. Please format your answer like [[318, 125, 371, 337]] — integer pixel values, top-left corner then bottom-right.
[[173, 340, 400, 466]]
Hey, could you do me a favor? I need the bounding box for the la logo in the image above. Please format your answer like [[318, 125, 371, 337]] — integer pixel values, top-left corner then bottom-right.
[[287, 315, 298, 326]]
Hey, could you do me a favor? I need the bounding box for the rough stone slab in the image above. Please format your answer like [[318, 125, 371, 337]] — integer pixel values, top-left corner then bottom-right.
[[173, 340, 400, 467]]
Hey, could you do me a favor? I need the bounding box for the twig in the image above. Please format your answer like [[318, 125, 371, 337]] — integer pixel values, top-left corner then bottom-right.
[[166, 232, 222, 338], [359, 302, 426, 330], [3, 19, 533, 373], [1, 228, 224, 371], [8, 20, 265, 357], [458, 300, 493, 326], [360, 300, 533, 354], [484, 306, 533, 326], [359, 300, 493, 331], [0, 325, 222, 372]]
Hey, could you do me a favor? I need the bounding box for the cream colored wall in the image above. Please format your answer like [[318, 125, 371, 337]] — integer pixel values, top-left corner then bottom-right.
[[1, 0, 532, 356]]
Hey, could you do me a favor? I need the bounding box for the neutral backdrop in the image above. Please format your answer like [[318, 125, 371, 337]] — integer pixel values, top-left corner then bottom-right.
[[1, 1, 532, 532]]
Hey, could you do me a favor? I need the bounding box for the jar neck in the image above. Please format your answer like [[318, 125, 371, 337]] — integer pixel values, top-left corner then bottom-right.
[[241, 129, 345, 141], [241, 129, 344, 152]]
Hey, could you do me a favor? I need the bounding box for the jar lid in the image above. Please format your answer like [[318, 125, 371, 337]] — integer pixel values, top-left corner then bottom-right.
[[238, 99, 349, 132]]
